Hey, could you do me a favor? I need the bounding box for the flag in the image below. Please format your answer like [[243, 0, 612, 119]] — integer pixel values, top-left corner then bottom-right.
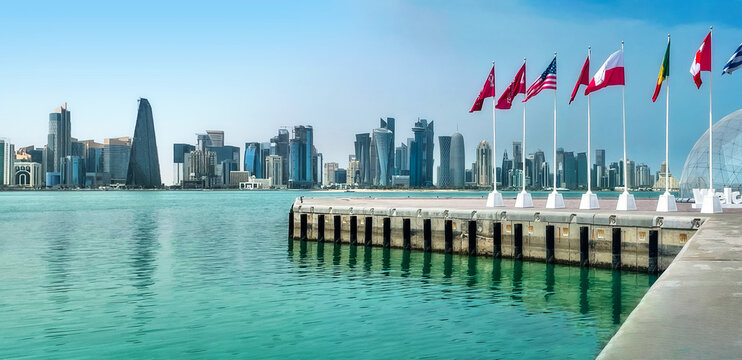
[[523, 57, 556, 102], [569, 55, 589, 104], [584, 49, 625, 95], [722, 43, 742, 75], [652, 39, 670, 102], [469, 66, 495, 113], [690, 31, 711, 88], [495, 63, 526, 109]]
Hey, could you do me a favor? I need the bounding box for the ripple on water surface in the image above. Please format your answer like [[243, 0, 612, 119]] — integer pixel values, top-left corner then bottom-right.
[[0, 191, 656, 359]]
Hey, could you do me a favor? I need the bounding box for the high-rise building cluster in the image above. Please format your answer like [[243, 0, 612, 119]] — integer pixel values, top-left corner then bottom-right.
[[1, 99, 161, 189], [174, 125, 322, 189]]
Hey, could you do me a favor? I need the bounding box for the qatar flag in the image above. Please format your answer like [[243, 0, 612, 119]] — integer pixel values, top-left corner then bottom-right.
[[584, 50, 625, 95]]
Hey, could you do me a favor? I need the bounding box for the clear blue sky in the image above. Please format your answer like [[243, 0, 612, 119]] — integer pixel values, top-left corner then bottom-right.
[[1, 0, 741, 185]]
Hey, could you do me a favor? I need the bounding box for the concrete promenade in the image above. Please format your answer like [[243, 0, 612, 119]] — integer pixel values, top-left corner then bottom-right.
[[598, 214, 742, 358], [292, 196, 742, 358]]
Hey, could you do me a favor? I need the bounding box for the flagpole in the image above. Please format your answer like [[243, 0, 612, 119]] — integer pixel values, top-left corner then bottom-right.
[[587, 47, 592, 194], [657, 34, 677, 212], [616, 40, 636, 210], [515, 57, 533, 208], [553, 52, 557, 192], [522, 58, 527, 193], [486, 61, 504, 207], [700, 26, 721, 213], [580, 47, 598, 209], [665, 35, 670, 194], [622, 41, 628, 194], [492, 60, 497, 193], [708, 26, 713, 192]]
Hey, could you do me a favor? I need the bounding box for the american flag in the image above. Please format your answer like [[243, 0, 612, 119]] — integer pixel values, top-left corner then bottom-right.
[[524, 57, 556, 102]]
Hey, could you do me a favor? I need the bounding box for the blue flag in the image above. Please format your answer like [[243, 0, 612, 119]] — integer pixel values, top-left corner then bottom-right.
[[722, 43, 742, 75]]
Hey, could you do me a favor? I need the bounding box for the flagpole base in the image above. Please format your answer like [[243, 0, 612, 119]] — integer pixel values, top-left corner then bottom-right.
[[515, 190, 534, 208], [656, 191, 678, 212], [486, 190, 504, 208], [545, 190, 565, 209], [616, 191, 637, 211], [700, 190, 723, 213], [579, 191, 600, 210]]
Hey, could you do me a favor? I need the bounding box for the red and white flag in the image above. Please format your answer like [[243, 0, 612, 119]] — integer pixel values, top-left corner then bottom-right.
[[585, 50, 624, 95], [469, 66, 495, 113], [690, 31, 712, 88], [495, 63, 526, 109], [569, 55, 589, 104]]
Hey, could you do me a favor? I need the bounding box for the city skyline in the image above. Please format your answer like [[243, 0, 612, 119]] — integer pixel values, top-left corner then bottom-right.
[[1, 1, 742, 185]]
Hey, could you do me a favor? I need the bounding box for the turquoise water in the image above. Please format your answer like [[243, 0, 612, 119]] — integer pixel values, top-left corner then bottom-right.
[[0, 191, 656, 359]]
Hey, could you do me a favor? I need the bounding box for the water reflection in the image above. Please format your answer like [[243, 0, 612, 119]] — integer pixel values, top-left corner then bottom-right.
[[288, 240, 656, 339], [128, 212, 160, 340]]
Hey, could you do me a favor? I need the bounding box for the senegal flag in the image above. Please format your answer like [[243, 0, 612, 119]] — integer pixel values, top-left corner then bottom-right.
[[652, 38, 670, 102]]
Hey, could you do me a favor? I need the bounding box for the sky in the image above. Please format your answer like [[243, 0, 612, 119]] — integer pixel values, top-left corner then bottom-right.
[[1, 0, 741, 185]]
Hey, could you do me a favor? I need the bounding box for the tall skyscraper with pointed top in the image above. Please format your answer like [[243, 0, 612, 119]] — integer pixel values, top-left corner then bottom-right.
[[126, 98, 162, 188]]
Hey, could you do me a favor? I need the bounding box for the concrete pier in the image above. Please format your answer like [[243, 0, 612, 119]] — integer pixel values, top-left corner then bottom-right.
[[290, 197, 703, 272], [289, 196, 742, 357]]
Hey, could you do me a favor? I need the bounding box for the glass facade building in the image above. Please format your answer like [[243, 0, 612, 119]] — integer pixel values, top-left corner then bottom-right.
[[244, 142, 262, 178], [680, 109, 742, 197], [450, 132, 465, 188], [126, 98, 162, 188]]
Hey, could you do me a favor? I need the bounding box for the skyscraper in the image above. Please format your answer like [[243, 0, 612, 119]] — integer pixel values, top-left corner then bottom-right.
[[104, 137, 132, 184], [564, 151, 576, 189], [244, 142, 262, 177], [512, 141, 522, 172], [265, 154, 283, 186], [533, 149, 545, 189], [636, 163, 653, 188], [47, 103, 71, 183], [577, 152, 587, 189], [409, 119, 434, 187], [354, 133, 371, 185], [270, 129, 290, 185], [501, 150, 512, 187], [450, 132, 465, 188], [437, 135, 452, 187], [373, 128, 393, 186], [126, 98, 162, 188], [395, 143, 408, 175], [475, 140, 492, 187], [323, 162, 339, 186], [288, 125, 314, 188], [380, 117, 395, 181], [173, 143, 195, 185], [0, 138, 15, 186], [206, 130, 225, 147]]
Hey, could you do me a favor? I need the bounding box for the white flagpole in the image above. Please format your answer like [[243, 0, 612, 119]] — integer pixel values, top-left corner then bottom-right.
[[522, 58, 527, 193], [487, 61, 504, 207], [622, 43, 628, 193], [580, 47, 598, 209], [617, 40, 636, 210], [553, 53, 558, 192], [700, 26, 721, 213], [657, 34, 677, 212], [492, 61, 497, 193], [547, 53, 565, 209], [515, 58, 533, 208], [666, 36, 670, 194], [708, 27, 713, 191]]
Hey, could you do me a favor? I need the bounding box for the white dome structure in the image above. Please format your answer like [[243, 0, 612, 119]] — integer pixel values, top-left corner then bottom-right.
[[679, 109, 742, 198]]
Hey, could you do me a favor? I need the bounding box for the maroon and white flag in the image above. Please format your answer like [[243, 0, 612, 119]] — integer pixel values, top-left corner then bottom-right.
[[469, 66, 495, 113], [569, 56, 590, 104], [495, 63, 526, 109]]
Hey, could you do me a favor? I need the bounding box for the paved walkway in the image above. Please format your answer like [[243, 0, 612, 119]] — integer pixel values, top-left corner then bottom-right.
[[598, 216, 742, 358]]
